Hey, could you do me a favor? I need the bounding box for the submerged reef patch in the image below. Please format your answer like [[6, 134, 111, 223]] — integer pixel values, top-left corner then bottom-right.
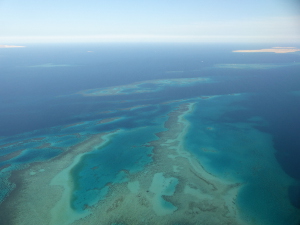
[[78, 77, 209, 97], [0, 94, 299, 225], [67, 103, 246, 225]]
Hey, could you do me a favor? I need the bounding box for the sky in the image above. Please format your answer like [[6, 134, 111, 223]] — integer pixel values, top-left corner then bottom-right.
[[0, 0, 299, 43]]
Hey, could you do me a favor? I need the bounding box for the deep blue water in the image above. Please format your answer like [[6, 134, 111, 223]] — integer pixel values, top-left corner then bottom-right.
[[0, 43, 300, 224]]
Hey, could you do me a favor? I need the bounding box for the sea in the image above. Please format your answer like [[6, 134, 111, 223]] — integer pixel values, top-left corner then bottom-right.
[[0, 43, 299, 225]]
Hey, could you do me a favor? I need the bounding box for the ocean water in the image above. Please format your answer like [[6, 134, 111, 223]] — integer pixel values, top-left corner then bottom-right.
[[0, 43, 299, 225]]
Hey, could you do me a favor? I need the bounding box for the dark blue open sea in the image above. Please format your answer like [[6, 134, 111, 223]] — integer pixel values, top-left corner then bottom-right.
[[0, 43, 299, 225]]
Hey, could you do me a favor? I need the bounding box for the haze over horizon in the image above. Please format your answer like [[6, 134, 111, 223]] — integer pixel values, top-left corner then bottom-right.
[[0, 0, 300, 43]]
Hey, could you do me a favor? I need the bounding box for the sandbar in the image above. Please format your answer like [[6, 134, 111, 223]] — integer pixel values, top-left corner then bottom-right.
[[96, 117, 121, 124], [233, 47, 300, 54]]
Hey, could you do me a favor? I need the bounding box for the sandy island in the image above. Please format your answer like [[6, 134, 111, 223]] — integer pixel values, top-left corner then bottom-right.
[[233, 47, 300, 54], [0, 45, 25, 48]]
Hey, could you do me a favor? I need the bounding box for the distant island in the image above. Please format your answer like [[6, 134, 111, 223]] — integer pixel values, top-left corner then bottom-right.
[[0, 45, 25, 48], [233, 47, 300, 54]]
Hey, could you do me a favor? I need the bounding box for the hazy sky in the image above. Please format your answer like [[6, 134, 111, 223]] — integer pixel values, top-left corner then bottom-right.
[[0, 0, 299, 43]]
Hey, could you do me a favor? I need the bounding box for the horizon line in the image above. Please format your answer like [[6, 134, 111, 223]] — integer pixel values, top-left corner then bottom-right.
[[1, 35, 300, 44]]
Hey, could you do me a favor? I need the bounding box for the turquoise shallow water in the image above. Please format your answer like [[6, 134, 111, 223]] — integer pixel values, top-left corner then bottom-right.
[[70, 126, 161, 211], [185, 94, 300, 224], [0, 44, 300, 224]]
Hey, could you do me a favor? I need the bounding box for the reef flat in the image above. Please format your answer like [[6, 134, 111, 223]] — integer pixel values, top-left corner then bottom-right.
[[0, 102, 247, 225], [69, 103, 246, 225], [0, 92, 299, 225], [0, 94, 299, 225], [0, 131, 118, 225], [78, 77, 209, 97]]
